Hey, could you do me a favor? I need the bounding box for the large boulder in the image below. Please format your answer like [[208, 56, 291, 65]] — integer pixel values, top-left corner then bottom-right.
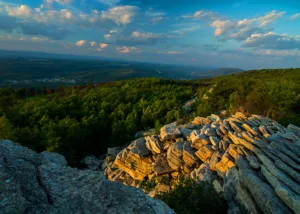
[[182, 142, 199, 167], [235, 155, 292, 214], [80, 155, 101, 170], [192, 117, 211, 125], [145, 135, 164, 154], [190, 130, 210, 149], [190, 163, 215, 183], [0, 140, 174, 214], [195, 145, 214, 162], [41, 151, 67, 167], [166, 142, 184, 170], [0, 165, 27, 214], [223, 167, 260, 214], [113, 138, 154, 180], [160, 123, 181, 141]]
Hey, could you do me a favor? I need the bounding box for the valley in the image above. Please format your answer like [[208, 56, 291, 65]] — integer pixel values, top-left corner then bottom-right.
[[0, 52, 243, 87]]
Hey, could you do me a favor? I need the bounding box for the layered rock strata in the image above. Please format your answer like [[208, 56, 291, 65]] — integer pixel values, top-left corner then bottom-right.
[[104, 113, 300, 214]]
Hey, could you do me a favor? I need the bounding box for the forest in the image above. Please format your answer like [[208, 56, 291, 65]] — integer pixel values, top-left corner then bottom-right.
[[0, 68, 299, 165]]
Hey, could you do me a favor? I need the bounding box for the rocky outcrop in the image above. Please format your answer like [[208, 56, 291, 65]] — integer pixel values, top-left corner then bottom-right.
[[113, 138, 154, 180], [104, 112, 300, 214], [145, 135, 164, 154], [0, 140, 173, 214], [160, 122, 181, 141]]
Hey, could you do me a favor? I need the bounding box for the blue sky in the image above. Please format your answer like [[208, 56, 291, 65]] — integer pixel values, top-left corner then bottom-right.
[[0, 0, 299, 69]]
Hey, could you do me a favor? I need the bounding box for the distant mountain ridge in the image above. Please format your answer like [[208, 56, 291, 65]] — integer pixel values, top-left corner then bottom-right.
[[0, 50, 244, 87]]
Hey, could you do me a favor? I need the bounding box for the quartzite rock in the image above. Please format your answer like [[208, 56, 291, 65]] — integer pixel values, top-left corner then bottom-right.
[[235, 155, 292, 214], [113, 148, 153, 180], [0, 140, 174, 214], [195, 145, 214, 162], [80, 155, 101, 170], [209, 151, 221, 171], [192, 117, 211, 125], [160, 123, 182, 141], [113, 138, 154, 180], [145, 135, 164, 154], [167, 142, 184, 170], [106, 113, 300, 214], [190, 163, 215, 183], [182, 142, 198, 167], [190, 130, 210, 149]]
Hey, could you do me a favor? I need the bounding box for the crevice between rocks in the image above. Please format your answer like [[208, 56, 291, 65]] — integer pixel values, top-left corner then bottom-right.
[[36, 167, 53, 206]]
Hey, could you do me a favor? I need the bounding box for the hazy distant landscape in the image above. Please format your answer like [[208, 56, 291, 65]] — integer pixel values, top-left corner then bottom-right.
[[0, 50, 244, 87]]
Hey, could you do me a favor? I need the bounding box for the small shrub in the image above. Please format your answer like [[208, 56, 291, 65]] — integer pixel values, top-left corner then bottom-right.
[[139, 179, 157, 191], [155, 178, 227, 214], [130, 161, 136, 170]]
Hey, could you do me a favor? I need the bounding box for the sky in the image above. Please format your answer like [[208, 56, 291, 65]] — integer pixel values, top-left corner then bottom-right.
[[0, 0, 299, 69]]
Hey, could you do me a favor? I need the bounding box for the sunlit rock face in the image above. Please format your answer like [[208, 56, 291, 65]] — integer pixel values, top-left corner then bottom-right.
[[105, 112, 300, 214], [0, 140, 174, 214]]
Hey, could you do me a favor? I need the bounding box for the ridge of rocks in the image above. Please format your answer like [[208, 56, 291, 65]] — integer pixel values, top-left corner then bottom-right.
[[103, 112, 300, 214]]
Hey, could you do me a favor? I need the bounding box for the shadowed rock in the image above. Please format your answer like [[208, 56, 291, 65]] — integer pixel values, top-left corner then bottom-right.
[[0, 140, 174, 214]]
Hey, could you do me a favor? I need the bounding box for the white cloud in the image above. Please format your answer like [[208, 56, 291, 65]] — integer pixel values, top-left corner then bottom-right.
[[116, 46, 138, 53], [110, 30, 180, 46], [237, 19, 254, 27], [210, 20, 235, 37], [45, 0, 73, 5], [76, 40, 87, 47], [60, 9, 73, 20], [110, 29, 118, 34], [90, 41, 97, 47], [42, 9, 74, 23], [253, 49, 300, 57], [145, 11, 166, 17], [193, 10, 218, 20], [100, 43, 108, 48], [145, 11, 166, 24], [237, 10, 285, 27], [31, 36, 49, 42], [289, 13, 300, 20], [150, 17, 164, 24], [210, 10, 285, 41], [256, 10, 285, 26], [229, 26, 266, 41], [244, 32, 300, 50], [182, 10, 219, 20], [158, 51, 183, 55], [172, 22, 201, 34], [104, 34, 111, 39], [97, 0, 120, 6], [96, 43, 108, 51], [132, 31, 162, 39], [101, 6, 139, 25], [5, 5, 32, 17]]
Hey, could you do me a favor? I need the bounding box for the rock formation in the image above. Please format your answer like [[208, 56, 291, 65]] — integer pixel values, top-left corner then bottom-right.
[[104, 113, 300, 214], [0, 140, 174, 214]]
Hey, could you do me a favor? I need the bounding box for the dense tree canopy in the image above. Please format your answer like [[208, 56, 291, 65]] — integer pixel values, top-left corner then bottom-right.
[[0, 78, 196, 165], [194, 69, 300, 126], [0, 69, 299, 165]]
